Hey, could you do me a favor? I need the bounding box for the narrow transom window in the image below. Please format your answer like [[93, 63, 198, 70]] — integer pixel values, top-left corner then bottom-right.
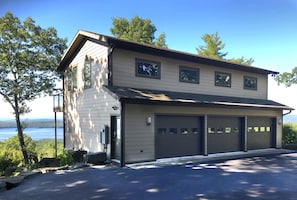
[[244, 76, 257, 90], [67, 69, 72, 91], [84, 58, 92, 89], [135, 58, 161, 79], [215, 71, 231, 87], [72, 66, 77, 89], [179, 66, 199, 84]]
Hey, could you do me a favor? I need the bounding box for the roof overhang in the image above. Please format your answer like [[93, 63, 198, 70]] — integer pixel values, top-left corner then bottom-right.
[[57, 30, 279, 76], [104, 86, 294, 111]]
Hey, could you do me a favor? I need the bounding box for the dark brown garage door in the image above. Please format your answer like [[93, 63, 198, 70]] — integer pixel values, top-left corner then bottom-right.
[[247, 117, 276, 150], [155, 115, 203, 159], [207, 116, 244, 154]]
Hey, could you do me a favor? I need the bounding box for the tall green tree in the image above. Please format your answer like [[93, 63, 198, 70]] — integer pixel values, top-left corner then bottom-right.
[[197, 32, 254, 65], [110, 15, 167, 48], [196, 32, 228, 60], [0, 12, 67, 164], [228, 56, 254, 66], [275, 67, 297, 87]]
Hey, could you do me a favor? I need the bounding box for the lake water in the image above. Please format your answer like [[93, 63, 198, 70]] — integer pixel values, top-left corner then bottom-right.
[[0, 128, 63, 141]]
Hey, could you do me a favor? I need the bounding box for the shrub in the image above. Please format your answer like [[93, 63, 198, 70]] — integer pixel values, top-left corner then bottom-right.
[[35, 139, 63, 160], [58, 151, 74, 166], [0, 134, 36, 167], [283, 123, 297, 145], [0, 155, 16, 176]]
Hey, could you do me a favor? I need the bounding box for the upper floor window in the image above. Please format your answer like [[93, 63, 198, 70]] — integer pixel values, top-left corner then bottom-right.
[[244, 76, 257, 90], [179, 66, 199, 84], [67, 69, 72, 91], [67, 66, 77, 91], [135, 58, 161, 79], [72, 66, 78, 89], [84, 58, 92, 89], [215, 71, 231, 87]]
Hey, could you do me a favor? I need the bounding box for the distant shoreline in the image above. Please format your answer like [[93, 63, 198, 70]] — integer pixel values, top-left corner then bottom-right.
[[0, 119, 63, 128]]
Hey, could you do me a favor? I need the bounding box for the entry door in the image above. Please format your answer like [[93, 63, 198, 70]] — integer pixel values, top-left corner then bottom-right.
[[155, 115, 202, 159], [110, 116, 121, 160]]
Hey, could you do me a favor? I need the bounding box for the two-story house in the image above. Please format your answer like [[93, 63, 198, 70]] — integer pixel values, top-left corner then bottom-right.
[[57, 30, 293, 166]]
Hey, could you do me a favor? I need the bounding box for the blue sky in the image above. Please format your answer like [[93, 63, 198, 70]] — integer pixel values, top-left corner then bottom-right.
[[0, 0, 297, 118]]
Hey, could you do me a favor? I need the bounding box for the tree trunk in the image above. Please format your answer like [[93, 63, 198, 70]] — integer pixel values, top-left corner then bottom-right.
[[14, 95, 29, 165]]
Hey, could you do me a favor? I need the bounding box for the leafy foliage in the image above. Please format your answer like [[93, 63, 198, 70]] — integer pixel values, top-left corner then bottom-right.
[[196, 32, 254, 65], [228, 56, 254, 66], [58, 151, 74, 166], [0, 134, 36, 168], [196, 32, 228, 60], [110, 15, 167, 48], [275, 66, 297, 87], [0, 135, 64, 175], [283, 123, 297, 145], [0, 12, 67, 164], [0, 155, 16, 176], [0, 12, 67, 111], [36, 139, 63, 159]]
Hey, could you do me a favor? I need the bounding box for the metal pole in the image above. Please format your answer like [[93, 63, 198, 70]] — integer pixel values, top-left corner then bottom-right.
[[55, 111, 57, 158]]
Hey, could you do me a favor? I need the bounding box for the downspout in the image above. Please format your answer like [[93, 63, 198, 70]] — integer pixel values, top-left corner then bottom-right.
[[120, 100, 125, 167], [108, 44, 115, 86]]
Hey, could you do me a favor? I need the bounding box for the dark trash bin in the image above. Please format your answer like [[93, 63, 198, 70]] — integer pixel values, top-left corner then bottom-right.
[[84, 152, 107, 165], [72, 150, 87, 163]]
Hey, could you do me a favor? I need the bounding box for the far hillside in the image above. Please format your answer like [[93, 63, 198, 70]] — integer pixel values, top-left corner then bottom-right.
[[284, 114, 297, 123], [0, 119, 63, 128]]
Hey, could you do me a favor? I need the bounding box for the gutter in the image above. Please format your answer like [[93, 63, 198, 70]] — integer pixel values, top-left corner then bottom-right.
[[283, 110, 292, 116]]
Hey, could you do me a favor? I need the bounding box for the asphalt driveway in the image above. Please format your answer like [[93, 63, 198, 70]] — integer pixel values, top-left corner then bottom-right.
[[1, 152, 297, 200]]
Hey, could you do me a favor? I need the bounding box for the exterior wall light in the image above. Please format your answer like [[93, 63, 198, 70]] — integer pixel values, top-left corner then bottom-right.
[[146, 117, 152, 126]]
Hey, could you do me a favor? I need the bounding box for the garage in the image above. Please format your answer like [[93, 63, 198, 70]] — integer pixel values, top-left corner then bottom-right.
[[247, 117, 276, 150], [207, 116, 244, 154], [155, 115, 203, 159]]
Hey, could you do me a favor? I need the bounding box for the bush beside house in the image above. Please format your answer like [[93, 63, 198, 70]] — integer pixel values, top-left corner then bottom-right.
[[283, 123, 297, 150]]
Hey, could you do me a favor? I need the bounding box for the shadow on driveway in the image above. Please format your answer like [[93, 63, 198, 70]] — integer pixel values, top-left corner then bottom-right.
[[1, 153, 297, 200]]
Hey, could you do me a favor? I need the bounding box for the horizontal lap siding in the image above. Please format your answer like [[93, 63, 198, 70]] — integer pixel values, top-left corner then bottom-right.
[[124, 104, 282, 163], [125, 105, 155, 163], [113, 49, 268, 99], [65, 41, 121, 153]]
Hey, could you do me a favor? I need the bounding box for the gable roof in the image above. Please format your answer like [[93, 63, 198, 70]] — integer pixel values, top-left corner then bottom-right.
[[104, 86, 294, 110], [57, 30, 279, 75]]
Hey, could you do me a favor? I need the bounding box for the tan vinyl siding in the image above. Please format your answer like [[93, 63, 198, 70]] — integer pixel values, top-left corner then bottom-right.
[[124, 105, 155, 163], [64, 41, 120, 153], [113, 49, 268, 99], [124, 104, 282, 163]]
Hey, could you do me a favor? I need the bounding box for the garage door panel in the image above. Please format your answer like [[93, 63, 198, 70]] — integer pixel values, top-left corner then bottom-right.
[[207, 116, 243, 154], [156, 115, 202, 159], [247, 117, 275, 150]]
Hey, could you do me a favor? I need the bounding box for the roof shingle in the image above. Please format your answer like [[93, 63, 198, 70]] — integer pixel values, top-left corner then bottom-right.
[[105, 86, 293, 110]]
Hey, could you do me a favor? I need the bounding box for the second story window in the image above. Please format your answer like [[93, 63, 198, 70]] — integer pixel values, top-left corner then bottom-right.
[[72, 66, 78, 89], [84, 58, 92, 89], [67, 69, 72, 91], [67, 65, 77, 91], [136, 58, 161, 79], [215, 71, 231, 87], [179, 66, 199, 84], [244, 76, 257, 90]]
